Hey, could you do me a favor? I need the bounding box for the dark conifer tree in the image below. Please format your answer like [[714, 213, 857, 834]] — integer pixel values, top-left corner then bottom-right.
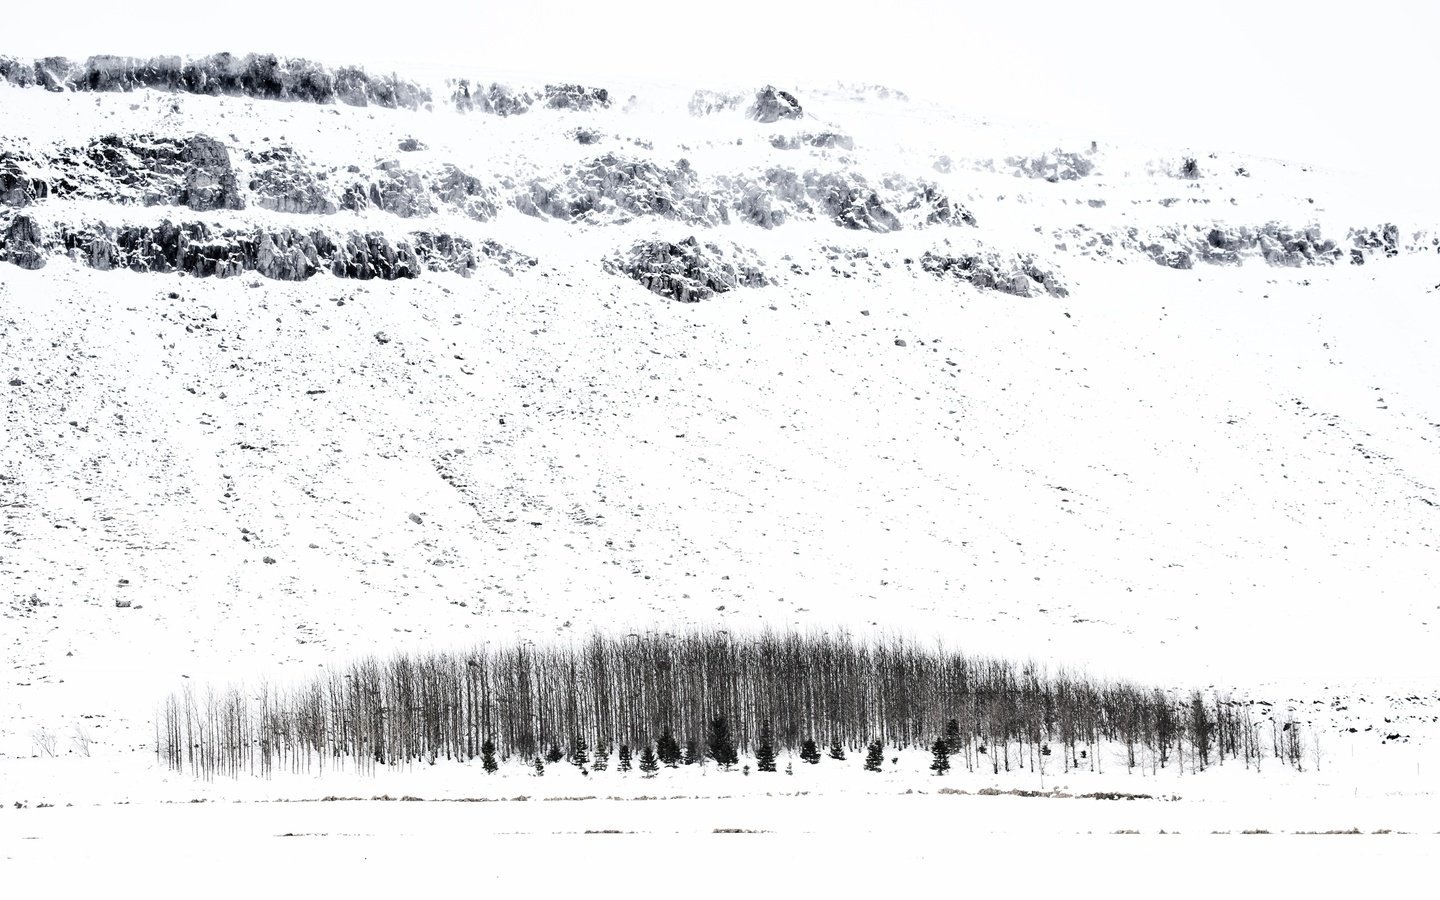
[[657, 730, 681, 767], [943, 718, 962, 756], [545, 743, 564, 764], [800, 739, 821, 765], [755, 726, 777, 773], [533, 756, 545, 776], [481, 739, 498, 774], [930, 737, 951, 775], [570, 735, 589, 768], [617, 744, 633, 773], [683, 738, 699, 766], [863, 740, 884, 772], [828, 740, 846, 761], [639, 743, 659, 777], [707, 716, 738, 769], [592, 743, 609, 771]]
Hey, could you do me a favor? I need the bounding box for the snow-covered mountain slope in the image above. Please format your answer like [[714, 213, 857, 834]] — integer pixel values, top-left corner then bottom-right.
[[2, 54, 1439, 762]]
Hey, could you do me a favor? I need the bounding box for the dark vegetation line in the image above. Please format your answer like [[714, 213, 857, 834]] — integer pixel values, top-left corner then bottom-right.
[[156, 630, 1310, 779]]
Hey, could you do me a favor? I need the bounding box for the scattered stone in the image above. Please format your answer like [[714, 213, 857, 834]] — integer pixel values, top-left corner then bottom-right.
[[398, 137, 428, 152]]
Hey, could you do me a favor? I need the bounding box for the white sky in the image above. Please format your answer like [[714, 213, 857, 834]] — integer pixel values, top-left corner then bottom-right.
[[3, 1, 1435, 171]]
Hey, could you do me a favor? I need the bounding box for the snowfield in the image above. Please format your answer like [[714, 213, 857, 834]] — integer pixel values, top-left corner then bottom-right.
[[2, 52, 1440, 873]]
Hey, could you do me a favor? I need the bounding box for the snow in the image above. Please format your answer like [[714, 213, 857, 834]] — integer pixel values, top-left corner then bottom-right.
[[2, 53, 1440, 873]]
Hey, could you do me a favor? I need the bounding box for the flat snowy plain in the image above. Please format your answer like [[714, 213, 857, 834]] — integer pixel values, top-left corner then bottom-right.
[[3, 56, 1439, 885]]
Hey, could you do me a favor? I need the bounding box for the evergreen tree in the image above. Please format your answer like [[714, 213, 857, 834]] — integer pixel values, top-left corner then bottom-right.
[[638, 743, 659, 777], [481, 739, 498, 774], [755, 726, 777, 772], [657, 730, 681, 767], [570, 735, 589, 768], [828, 741, 847, 761], [707, 715, 738, 769], [800, 739, 821, 765], [943, 718, 962, 756], [533, 756, 545, 776], [617, 744, 632, 773], [545, 743, 564, 764], [930, 737, 951, 775], [592, 742, 609, 772], [863, 740, 884, 772], [682, 738, 699, 766]]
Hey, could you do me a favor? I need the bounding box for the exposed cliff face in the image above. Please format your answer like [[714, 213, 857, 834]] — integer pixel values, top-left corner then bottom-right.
[[0, 53, 433, 109], [20, 133, 247, 210], [0, 51, 1430, 296], [1, 214, 46, 269], [0, 213, 528, 281]]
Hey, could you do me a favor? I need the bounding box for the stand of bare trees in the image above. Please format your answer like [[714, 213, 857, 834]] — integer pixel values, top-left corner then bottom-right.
[[155, 629, 1310, 779]]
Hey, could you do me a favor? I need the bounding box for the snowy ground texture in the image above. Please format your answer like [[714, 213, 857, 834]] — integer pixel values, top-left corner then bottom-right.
[[2, 54, 1440, 867]]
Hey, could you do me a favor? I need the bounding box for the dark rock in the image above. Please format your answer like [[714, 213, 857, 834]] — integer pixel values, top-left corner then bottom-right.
[[771, 132, 855, 151], [431, 165, 498, 221], [0, 151, 49, 206], [341, 160, 434, 218], [19, 217, 490, 281], [805, 172, 901, 232], [45, 133, 244, 210], [894, 178, 975, 226], [245, 146, 338, 215], [398, 137, 428, 152], [179, 135, 245, 211], [0, 53, 432, 109], [1349, 223, 1400, 259], [543, 83, 610, 111], [1006, 149, 1095, 182], [451, 80, 536, 116], [2, 215, 47, 269], [918, 250, 1068, 298], [519, 154, 726, 226], [608, 235, 767, 302], [749, 85, 803, 123]]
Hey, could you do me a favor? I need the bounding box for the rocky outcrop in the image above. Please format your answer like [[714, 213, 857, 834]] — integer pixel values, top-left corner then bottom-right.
[[518, 154, 727, 226], [770, 132, 855, 152], [245, 146, 338, 215], [1, 215, 47, 269], [431, 165, 500, 222], [1, 151, 49, 206], [0, 53, 433, 109], [749, 86, 803, 123], [4, 215, 522, 281], [25, 133, 246, 210], [446, 80, 608, 115], [607, 236, 768, 302], [1348, 223, 1400, 263], [1137, 223, 1344, 269], [543, 84, 610, 111], [450, 80, 533, 115], [892, 178, 975, 227], [918, 250, 1069, 298], [1005, 149, 1096, 182], [341, 160, 435, 218]]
